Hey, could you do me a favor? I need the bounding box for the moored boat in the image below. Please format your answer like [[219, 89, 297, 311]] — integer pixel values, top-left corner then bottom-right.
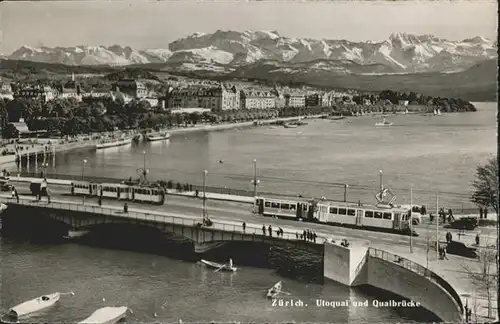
[[267, 281, 282, 299], [96, 137, 132, 149], [200, 259, 237, 272], [78, 306, 129, 324], [283, 123, 298, 129], [1, 292, 74, 323], [146, 132, 171, 142]]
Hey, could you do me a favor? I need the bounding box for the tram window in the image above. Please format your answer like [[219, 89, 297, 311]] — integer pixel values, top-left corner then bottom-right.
[[383, 212, 392, 220], [365, 211, 374, 218], [303, 205, 308, 211], [347, 209, 356, 216], [329, 207, 338, 214], [271, 202, 279, 208], [338, 208, 347, 215], [374, 212, 383, 219], [290, 204, 296, 211], [281, 203, 289, 210], [265, 202, 271, 208]]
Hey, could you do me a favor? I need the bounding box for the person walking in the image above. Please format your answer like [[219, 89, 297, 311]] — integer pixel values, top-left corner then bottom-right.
[[14, 188, 19, 203], [475, 233, 480, 246], [268, 225, 272, 237], [262, 225, 266, 235], [242, 222, 246, 232]]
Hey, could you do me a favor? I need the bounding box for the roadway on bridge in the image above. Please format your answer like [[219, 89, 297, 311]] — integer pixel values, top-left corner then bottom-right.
[[7, 182, 497, 249]]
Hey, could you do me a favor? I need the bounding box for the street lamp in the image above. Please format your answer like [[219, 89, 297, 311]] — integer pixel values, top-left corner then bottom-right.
[[82, 159, 87, 204], [203, 170, 208, 218], [379, 170, 384, 191], [251, 159, 260, 213], [344, 184, 348, 202], [142, 150, 148, 182]]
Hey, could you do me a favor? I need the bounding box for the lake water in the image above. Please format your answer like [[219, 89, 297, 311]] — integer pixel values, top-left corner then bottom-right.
[[1, 102, 495, 322], [15, 102, 497, 210]]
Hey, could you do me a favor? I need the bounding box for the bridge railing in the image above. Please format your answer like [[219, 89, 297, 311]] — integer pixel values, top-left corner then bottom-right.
[[368, 247, 464, 314], [1, 196, 326, 244]]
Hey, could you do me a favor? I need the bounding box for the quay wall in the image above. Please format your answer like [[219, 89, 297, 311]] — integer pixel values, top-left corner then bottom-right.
[[323, 244, 463, 323], [365, 256, 463, 323]]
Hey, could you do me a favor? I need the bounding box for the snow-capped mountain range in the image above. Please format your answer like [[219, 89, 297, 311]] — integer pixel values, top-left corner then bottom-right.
[[7, 30, 497, 75]]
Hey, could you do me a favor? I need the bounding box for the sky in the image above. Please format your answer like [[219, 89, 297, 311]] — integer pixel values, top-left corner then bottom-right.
[[0, 0, 497, 55]]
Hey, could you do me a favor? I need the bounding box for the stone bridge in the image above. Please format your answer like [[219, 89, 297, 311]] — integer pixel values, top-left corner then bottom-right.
[[0, 196, 323, 253]]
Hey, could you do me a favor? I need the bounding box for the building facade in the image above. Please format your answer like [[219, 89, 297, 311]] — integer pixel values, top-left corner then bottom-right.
[[113, 80, 148, 98], [284, 92, 306, 108], [240, 90, 276, 110], [167, 83, 239, 112]]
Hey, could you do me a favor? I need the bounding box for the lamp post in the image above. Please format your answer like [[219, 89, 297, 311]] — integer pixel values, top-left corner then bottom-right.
[[344, 184, 348, 202], [410, 187, 413, 253], [203, 170, 208, 218], [82, 159, 87, 204], [252, 159, 260, 213], [142, 150, 148, 183], [379, 170, 384, 191]]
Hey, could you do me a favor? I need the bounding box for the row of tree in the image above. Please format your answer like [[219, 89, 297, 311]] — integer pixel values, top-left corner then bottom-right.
[[0, 96, 332, 139]]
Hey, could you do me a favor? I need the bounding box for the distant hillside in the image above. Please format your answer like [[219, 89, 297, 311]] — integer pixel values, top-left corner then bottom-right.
[[104, 69, 161, 82], [0, 58, 495, 102]]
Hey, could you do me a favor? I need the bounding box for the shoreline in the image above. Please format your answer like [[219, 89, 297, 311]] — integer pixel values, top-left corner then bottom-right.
[[0, 115, 324, 166]]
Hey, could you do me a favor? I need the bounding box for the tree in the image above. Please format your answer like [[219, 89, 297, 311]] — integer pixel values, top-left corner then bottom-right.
[[471, 157, 499, 217], [2, 123, 19, 139], [461, 244, 498, 320]]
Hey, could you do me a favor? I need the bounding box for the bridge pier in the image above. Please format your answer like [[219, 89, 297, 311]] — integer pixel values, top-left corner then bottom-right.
[[323, 240, 369, 286]]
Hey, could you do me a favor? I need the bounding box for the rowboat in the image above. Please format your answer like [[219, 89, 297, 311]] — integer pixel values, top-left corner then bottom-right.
[[267, 281, 282, 299], [283, 123, 298, 129], [63, 229, 90, 239], [146, 132, 171, 142], [78, 306, 129, 324], [375, 118, 393, 127], [1, 292, 73, 323], [200, 259, 237, 272]]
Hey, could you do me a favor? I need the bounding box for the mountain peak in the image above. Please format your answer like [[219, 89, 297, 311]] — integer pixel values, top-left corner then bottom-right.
[[6, 30, 496, 75]]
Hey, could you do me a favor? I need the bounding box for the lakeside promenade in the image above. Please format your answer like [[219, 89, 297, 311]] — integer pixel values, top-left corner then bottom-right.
[[0, 193, 497, 322]]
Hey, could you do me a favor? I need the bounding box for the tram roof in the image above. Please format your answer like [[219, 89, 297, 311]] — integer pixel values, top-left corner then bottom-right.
[[258, 195, 410, 212]]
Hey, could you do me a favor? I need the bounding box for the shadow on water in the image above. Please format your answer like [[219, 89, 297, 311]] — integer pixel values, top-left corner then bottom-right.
[[1, 208, 322, 280], [356, 286, 441, 322]]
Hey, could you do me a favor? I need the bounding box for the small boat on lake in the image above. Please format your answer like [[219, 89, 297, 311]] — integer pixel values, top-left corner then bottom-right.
[[96, 137, 132, 149], [375, 118, 393, 127], [1, 292, 74, 323], [330, 115, 345, 120], [78, 306, 129, 324], [200, 258, 237, 272], [146, 132, 171, 142], [267, 281, 282, 299], [63, 229, 90, 239], [283, 123, 298, 129]]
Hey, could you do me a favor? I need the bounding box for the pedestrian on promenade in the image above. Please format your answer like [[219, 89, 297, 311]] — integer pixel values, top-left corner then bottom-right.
[[11, 186, 15, 198], [313, 232, 317, 243], [262, 225, 266, 235], [14, 188, 19, 203], [268, 225, 272, 237], [484, 207, 488, 218], [279, 228, 283, 237], [429, 213, 434, 222], [475, 233, 480, 246], [296, 232, 299, 239], [276, 229, 280, 236], [242, 222, 246, 232], [123, 203, 128, 213], [303, 230, 307, 241]]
